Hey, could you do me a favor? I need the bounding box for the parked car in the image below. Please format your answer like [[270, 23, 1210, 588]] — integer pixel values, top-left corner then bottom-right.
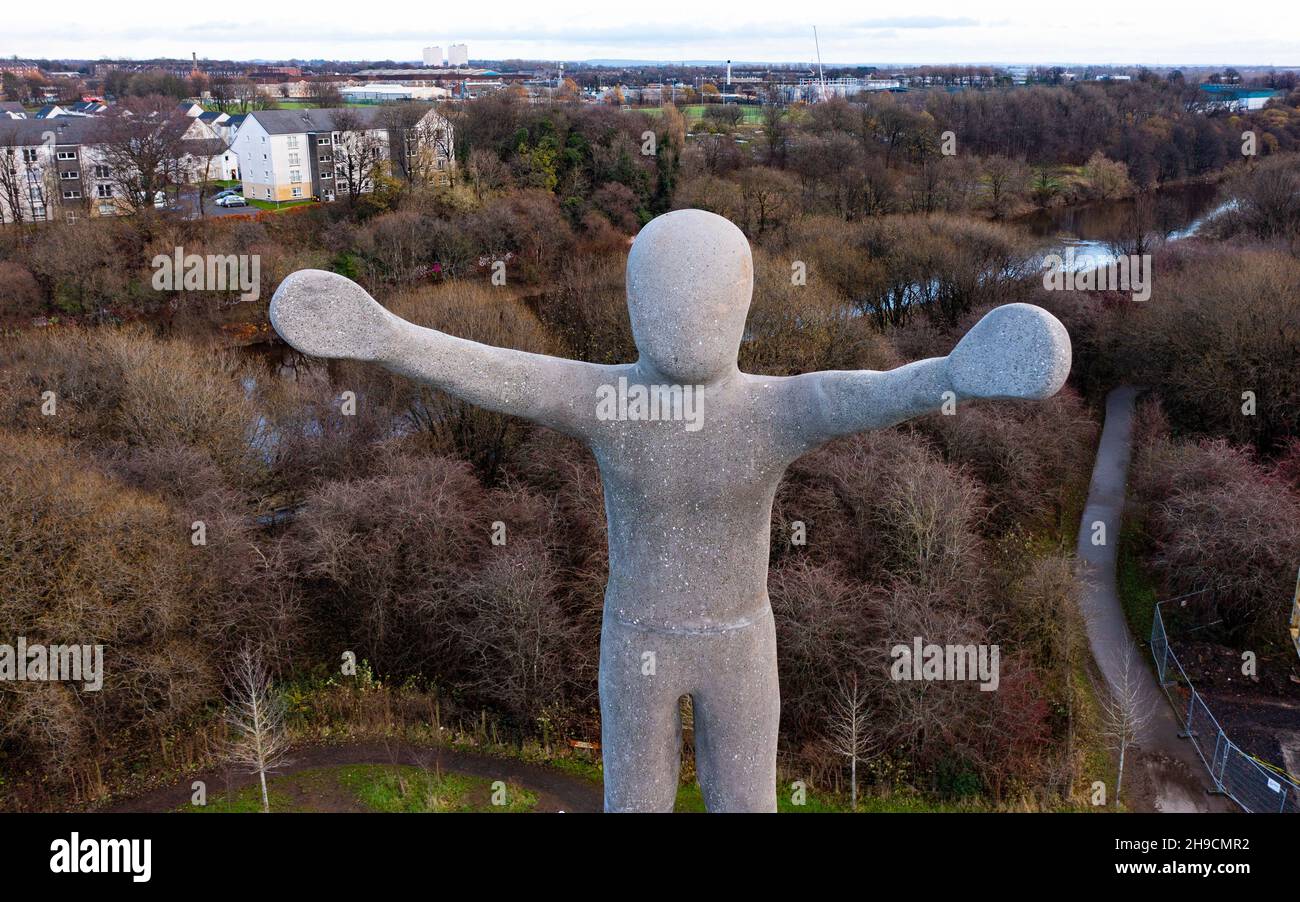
[[213, 186, 242, 199], [214, 194, 248, 208]]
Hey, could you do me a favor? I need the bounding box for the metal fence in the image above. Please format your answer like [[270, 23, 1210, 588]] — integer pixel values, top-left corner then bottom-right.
[[1150, 599, 1300, 813]]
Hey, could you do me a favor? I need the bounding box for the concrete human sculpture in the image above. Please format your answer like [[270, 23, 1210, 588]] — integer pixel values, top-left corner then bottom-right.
[[270, 208, 1071, 812]]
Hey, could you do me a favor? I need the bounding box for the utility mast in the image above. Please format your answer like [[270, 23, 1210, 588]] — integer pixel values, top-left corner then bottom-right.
[[812, 26, 827, 102]]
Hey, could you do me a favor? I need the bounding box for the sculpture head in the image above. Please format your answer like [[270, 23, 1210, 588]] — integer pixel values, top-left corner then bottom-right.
[[626, 209, 752, 384]]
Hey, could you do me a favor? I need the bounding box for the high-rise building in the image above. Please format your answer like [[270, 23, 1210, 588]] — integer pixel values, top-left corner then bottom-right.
[[422, 46, 444, 67], [447, 43, 469, 67]]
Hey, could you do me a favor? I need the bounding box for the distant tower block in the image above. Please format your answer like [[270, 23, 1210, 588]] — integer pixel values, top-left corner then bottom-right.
[[423, 46, 444, 67], [448, 43, 469, 67], [726, 59, 732, 87]]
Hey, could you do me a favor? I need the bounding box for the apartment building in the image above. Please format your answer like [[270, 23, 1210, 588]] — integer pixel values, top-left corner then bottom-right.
[[231, 107, 453, 204], [0, 118, 109, 223], [0, 116, 233, 224]]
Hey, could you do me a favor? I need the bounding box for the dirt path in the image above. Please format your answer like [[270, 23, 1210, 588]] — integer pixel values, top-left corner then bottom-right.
[[102, 741, 604, 813], [1075, 386, 1234, 813]]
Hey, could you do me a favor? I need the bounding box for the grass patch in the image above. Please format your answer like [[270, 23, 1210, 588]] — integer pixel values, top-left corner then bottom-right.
[[680, 103, 765, 124], [337, 764, 536, 812], [1117, 516, 1159, 643], [626, 104, 765, 124], [547, 754, 604, 785], [670, 780, 969, 812], [247, 199, 317, 213], [181, 764, 537, 813]]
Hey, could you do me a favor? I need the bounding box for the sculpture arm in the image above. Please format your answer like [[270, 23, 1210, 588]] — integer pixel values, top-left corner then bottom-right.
[[270, 269, 605, 438], [787, 303, 1071, 448]]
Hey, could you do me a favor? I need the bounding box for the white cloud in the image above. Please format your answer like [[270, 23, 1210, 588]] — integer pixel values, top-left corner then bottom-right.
[[3, 0, 1296, 65]]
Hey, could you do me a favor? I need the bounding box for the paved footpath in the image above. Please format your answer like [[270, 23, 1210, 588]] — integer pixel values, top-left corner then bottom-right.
[[1076, 386, 1233, 812]]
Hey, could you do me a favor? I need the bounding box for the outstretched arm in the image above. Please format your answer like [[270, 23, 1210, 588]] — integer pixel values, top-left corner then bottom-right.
[[785, 303, 1071, 449], [270, 269, 608, 439]]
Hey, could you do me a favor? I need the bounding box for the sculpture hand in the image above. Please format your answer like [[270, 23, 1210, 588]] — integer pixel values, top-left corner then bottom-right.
[[269, 268, 612, 440], [270, 269, 401, 362], [947, 303, 1071, 401]]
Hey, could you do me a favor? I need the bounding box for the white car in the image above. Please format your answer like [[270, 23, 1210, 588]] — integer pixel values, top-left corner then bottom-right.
[[215, 194, 248, 208]]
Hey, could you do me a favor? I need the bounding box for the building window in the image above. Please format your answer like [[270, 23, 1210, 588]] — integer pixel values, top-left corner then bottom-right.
[[61, 171, 79, 180], [62, 189, 81, 199], [96, 184, 113, 198], [320, 171, 333, 180], [291, 187, 303, 198], [286, 136, 299, 149], [288, 152, 300, 166], [98, 203, 114, 215], [65, 211, 79, 223], [318, 154, 332, 163], [317, 136, 331, 146], [22, 148, 38, 162], [57, 150, 77, 160], [94, 165, 110, 178], [289, 169, 301, 183]]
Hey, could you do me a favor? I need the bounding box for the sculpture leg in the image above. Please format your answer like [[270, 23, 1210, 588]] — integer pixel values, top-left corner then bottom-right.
[[599, 615, 685, 812], [691, 606, 780, 813]]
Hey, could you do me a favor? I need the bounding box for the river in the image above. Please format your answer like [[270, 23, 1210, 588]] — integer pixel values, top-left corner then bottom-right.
[[1017, 182, 1227, 270]]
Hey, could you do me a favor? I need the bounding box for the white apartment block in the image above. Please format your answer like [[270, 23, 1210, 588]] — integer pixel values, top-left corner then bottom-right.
[[423, 46, 444, 67], [447, 44, 469, 67], [0, 116, 232, 224], [230, 107, 453, 204]]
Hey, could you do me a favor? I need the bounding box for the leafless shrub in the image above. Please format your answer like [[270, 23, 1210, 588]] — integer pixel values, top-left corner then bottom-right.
[[0, 431, 218, 795], [223, 645, 291, 812], [1134, 435, 1300, 638], [826, 673, 878, 809], [1099, 652, 1155, 806]]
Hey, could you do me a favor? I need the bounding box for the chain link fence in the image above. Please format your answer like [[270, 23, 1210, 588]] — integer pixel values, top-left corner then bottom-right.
[[1151, 598, 1300, 813]]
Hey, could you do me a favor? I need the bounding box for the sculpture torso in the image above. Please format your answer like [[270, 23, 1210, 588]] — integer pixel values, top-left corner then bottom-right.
[[588, 365, 808, 632]]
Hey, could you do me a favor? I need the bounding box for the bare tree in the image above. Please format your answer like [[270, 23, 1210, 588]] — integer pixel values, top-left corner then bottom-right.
[[331, 108, 385, 205], [1100, 652, 1154, 806], [0, 139, 31, 224], [827, 672, 877, 810], [378, 102, 442, 186], [92, 95, 189, 214], [224, 645, 291, 813]]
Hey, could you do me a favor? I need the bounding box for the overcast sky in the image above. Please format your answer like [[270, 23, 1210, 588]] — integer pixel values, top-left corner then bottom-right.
[[6, 0, 1297, 66]]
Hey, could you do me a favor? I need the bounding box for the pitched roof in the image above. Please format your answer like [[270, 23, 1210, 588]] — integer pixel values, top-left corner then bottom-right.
[[248, 107, 384, 135], [183, 137, 230, 156], [0, 116, 101, 146], [0, 101, 25, 114]]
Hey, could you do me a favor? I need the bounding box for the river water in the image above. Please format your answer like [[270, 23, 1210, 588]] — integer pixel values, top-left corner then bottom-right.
[[1017, 182, 1226, 270]]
